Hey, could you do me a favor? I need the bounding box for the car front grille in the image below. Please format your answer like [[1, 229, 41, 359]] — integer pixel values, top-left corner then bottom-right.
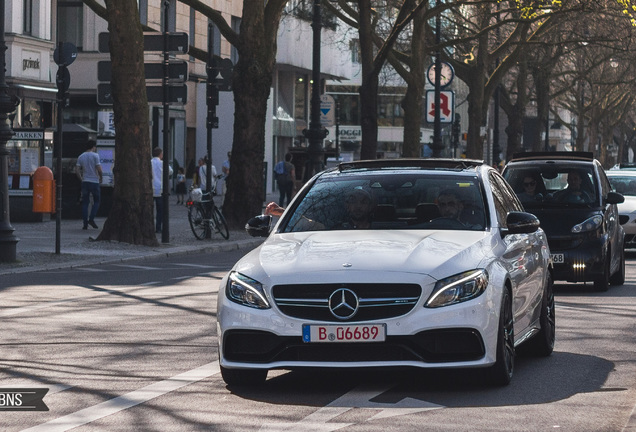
[[223, 329, 485, 364], [547, 236, 583, 251], [272, 283, 422, 322]]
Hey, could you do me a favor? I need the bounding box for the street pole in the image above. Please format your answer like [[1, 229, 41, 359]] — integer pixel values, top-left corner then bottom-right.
[[493, 84, 500, 166], [304, 0, 327, 177], [0, 0, 20, 262], [544, 84, 550, 152], [205, 23, 215, 239], [55, 42, 63, 254], [492, 2, 501, 167], [161, 0, 170, 243], [432, 0, 442, 158]]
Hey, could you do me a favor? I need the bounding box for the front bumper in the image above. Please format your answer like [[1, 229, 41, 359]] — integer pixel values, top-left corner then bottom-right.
[[217, 284, 501, 371], [549, 236, 606, 282]]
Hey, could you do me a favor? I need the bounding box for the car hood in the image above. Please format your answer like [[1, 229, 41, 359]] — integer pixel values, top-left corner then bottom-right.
[[618, 196, 636, 214], [235, 230, 493, 282], [525, 207, 603, 235]]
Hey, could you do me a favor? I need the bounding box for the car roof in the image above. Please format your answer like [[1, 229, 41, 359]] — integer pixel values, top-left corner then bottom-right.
[[337, 158, 486, 173], [606, 170, 636, 177], [508, 151, 595, 163]]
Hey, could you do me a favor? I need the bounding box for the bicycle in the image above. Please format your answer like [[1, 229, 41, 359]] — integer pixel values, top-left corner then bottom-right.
[[187, 189, 230, 240]]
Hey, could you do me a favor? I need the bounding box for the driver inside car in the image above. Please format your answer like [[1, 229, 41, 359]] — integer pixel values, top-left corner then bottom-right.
[[436, 189, 464, 221]]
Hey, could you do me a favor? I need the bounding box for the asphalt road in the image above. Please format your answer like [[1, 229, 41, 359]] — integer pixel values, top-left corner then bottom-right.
[[2, 249, 636, 431]]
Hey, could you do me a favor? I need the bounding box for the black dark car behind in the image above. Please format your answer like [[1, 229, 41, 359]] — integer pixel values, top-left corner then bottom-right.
[[502, 152, 625, 291]]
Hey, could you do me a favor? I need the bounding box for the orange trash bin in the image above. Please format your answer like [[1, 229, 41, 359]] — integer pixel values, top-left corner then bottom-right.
[[32, 166, 56, 213]]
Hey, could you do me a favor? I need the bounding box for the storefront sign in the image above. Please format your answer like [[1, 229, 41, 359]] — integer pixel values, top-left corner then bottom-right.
[[13, 131, 44, 140], [338, 127, 362, 141], [20, 50, 42, 79]]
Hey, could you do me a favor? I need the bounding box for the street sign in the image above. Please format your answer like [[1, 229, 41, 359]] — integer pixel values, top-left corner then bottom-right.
[[97, 83, 188, 106], [320, 94, 335, 127], [97, 60, 188, 82], [426, 90, 454, 123], [54, 42, 77, 66], [207, 55, 233, 92], [98, 32, 189, 54]]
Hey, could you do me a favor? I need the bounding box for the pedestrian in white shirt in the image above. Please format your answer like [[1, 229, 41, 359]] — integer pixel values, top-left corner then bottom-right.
[[151, 147, 173, 233]]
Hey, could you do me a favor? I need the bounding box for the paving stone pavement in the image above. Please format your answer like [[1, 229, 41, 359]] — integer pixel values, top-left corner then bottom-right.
[[0, 197, 271, 275]]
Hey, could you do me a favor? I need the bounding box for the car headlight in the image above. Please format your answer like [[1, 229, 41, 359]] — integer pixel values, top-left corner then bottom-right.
[[425, 269, 488, 308], [571, 215, 603, 233], [226, 272, 270, 309]]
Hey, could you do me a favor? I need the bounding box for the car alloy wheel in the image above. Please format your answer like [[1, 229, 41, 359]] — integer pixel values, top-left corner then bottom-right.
[[489, 288, 515, 385]]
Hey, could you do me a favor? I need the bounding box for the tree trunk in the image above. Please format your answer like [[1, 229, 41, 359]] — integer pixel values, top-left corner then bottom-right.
[[358, 0, 378, 161], [501, 58, 528, 160], [98, 0, 157, 245], [221, 4, 283, 229], [401, 5, 427, 158]]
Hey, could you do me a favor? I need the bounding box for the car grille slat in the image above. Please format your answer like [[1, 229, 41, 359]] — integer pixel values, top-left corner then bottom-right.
[[272, 283, 422, 322]]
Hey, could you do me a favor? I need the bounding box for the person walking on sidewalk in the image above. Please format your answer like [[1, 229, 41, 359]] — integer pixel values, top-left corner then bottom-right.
[[76, 140, 102, 230], [151, 147, 173, 233], [274, 153, 295, 207]]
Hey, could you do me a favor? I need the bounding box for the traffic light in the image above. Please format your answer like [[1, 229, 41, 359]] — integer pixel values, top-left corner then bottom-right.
[[56, 65, 70, 106]]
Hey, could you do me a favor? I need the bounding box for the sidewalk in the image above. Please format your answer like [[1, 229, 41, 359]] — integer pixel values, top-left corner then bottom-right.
[[0, 194, 274, 275]]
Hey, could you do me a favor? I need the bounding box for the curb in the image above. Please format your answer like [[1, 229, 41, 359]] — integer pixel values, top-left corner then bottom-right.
[[0, 238, 264, 276]]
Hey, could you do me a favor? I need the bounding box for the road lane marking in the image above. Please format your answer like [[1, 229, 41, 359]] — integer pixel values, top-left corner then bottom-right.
[[113, 264, 161, 270], [76, 268, 106, 272], [175, 263, 224, 269], [260, 383, 443, 431], [22, 362, 220, 432]]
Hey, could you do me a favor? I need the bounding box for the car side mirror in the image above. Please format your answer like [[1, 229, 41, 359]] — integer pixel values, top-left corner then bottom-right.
[[503, 211, 540, 235], [606, 191, 624, 205], [245, 214, 272, 237]]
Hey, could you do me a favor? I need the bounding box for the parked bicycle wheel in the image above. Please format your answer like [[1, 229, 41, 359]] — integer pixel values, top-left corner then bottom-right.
[[212, 206, 230, 239], [188, 203, 209, 240]]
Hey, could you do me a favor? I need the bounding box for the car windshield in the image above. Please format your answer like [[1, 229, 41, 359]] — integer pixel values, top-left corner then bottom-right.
[[280, 172, 487, 233], [503, 164, 598, 207], [608, 175, 636, 196]]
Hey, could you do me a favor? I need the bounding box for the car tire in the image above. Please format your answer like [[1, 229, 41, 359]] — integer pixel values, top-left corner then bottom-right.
[[488, 288, 515, 386], [220, 366, 267, 386], [518, 273, 555, 357], [593, 255, 610, 292], [609, 248, 625, 286]]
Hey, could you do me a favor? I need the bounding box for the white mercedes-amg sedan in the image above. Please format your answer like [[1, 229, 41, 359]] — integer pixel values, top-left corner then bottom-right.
[[217, 159, 554, 386]]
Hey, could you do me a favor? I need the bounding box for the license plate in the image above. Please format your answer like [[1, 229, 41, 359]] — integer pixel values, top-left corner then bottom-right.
[[551, 253, 564, 264], [302, 324, 386, 343]]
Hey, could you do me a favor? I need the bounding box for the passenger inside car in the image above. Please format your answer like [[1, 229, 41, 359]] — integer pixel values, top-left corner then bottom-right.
[[516, 173, 546, 203], [553, 170, 594, 203]]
